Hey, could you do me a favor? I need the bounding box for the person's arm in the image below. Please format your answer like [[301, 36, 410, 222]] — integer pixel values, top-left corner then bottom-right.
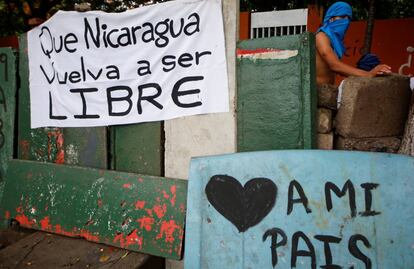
[[316, 32, 391, 77]]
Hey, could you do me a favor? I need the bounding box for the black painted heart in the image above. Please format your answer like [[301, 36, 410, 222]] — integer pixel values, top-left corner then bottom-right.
[[205, 175, 277, 233]]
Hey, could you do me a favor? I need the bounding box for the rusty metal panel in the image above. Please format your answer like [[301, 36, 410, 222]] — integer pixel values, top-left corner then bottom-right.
[[184, 150, 414, 268], [0, 48, 16, 226], [17, 34, 63, 163], [1, 159, 187, 260]]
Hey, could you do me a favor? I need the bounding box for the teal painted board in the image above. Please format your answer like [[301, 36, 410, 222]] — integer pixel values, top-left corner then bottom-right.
[[1, 160, 187, 259], [0, 48, 16, 227], [237, 33, 316, 151], [17, 34, 63, 163], [184, 150, 414, 269]]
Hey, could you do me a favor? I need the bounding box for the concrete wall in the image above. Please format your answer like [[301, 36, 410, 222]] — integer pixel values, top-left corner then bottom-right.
[[317, 75, 412, 152], [164, 0, 238, 268]]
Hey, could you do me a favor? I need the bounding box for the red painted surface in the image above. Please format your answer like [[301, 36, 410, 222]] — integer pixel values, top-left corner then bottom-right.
[[16, 206, 24, 214], [15, 214, 35, 227], [179, 203, 186, 213], [240, 11, 251, 40], [162, 190, 170, 199], [170, 185, 177, 207], [137, 216, 155, 231], [13, 206, 100, 243], [19, 140, 30, 160], [125, 229, 143, 248], [47, 130, 65, 164], [145, 209, 153, 216], [340, 18, 414, 79], [0, 35, 18, 49], [156, 220, 182, 243], [79, 229, 100, 242], [153, 204, 167, 219], [122, 183, 132, 189], [54, 224, 100, 242], [113, 230, 143, 249], [237, 48, 282, 56], [135, 200, 146, 209], [307, 5, 324, 33], [40, 216, 52, 230]]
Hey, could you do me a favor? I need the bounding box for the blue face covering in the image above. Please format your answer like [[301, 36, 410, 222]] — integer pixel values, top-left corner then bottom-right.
[[317, 2, 353, 59]]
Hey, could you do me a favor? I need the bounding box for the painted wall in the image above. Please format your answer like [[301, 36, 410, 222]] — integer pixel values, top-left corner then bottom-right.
[[341, 18, 414, 77], [164, 0, 238, 268], [240, 11, 250, 40]]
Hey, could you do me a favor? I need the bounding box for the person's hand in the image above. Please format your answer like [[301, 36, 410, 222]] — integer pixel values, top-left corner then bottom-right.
[[368, 64, 392, 77]]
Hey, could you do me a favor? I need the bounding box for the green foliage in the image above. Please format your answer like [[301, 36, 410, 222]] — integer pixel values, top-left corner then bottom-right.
[[0, 0, 164, 38], [241, 0, 414, 20], [0, 1, 25, 36]]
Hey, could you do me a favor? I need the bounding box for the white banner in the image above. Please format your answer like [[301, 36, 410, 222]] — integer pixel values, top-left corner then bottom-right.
[[28, 0, 228, 128]]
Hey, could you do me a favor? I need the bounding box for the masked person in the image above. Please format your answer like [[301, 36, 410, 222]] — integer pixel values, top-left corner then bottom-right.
[[315, 1, 391, 86]]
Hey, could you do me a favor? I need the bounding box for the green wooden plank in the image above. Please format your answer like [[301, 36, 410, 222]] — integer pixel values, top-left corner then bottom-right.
[[0, 48, 16, 228], [18, 34, 63, 163], [1, 159, 187, 260], [301, 33, 317, 149], [63, 128, 107, 169], [237, 33, 316, 151], [112, 123, 163, 176]]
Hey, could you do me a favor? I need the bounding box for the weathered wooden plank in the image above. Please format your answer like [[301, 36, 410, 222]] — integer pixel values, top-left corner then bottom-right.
[[237, 33, 316, 151], [112, 123, 163, 176], [64, 127, 108, 169], [1, 160, 187, 260], [0, 231, 153, 268], [17, 34, 63, 163], [185, 150, 414, 269], [0, 48, 16, 229]]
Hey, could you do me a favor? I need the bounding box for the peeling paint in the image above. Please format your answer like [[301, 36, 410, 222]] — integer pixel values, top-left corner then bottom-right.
[[3, 160, 186, 259], [156, 220, 181, 243], [237, 48, 298, 60], [40, 216, 52, 230], [135, 200, 145, 210], [170, 185, 177, 206], [123, 183, 132, 189], [15, 213, 35, 227], [153, 204, 167, 219], [113, 230, 143, 249], [65, 144, 79, 165], [19, 140, 30, 159], [162, 190, 170, 199], [47, 130, 64, 164], [136, 216, 154, 231]]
